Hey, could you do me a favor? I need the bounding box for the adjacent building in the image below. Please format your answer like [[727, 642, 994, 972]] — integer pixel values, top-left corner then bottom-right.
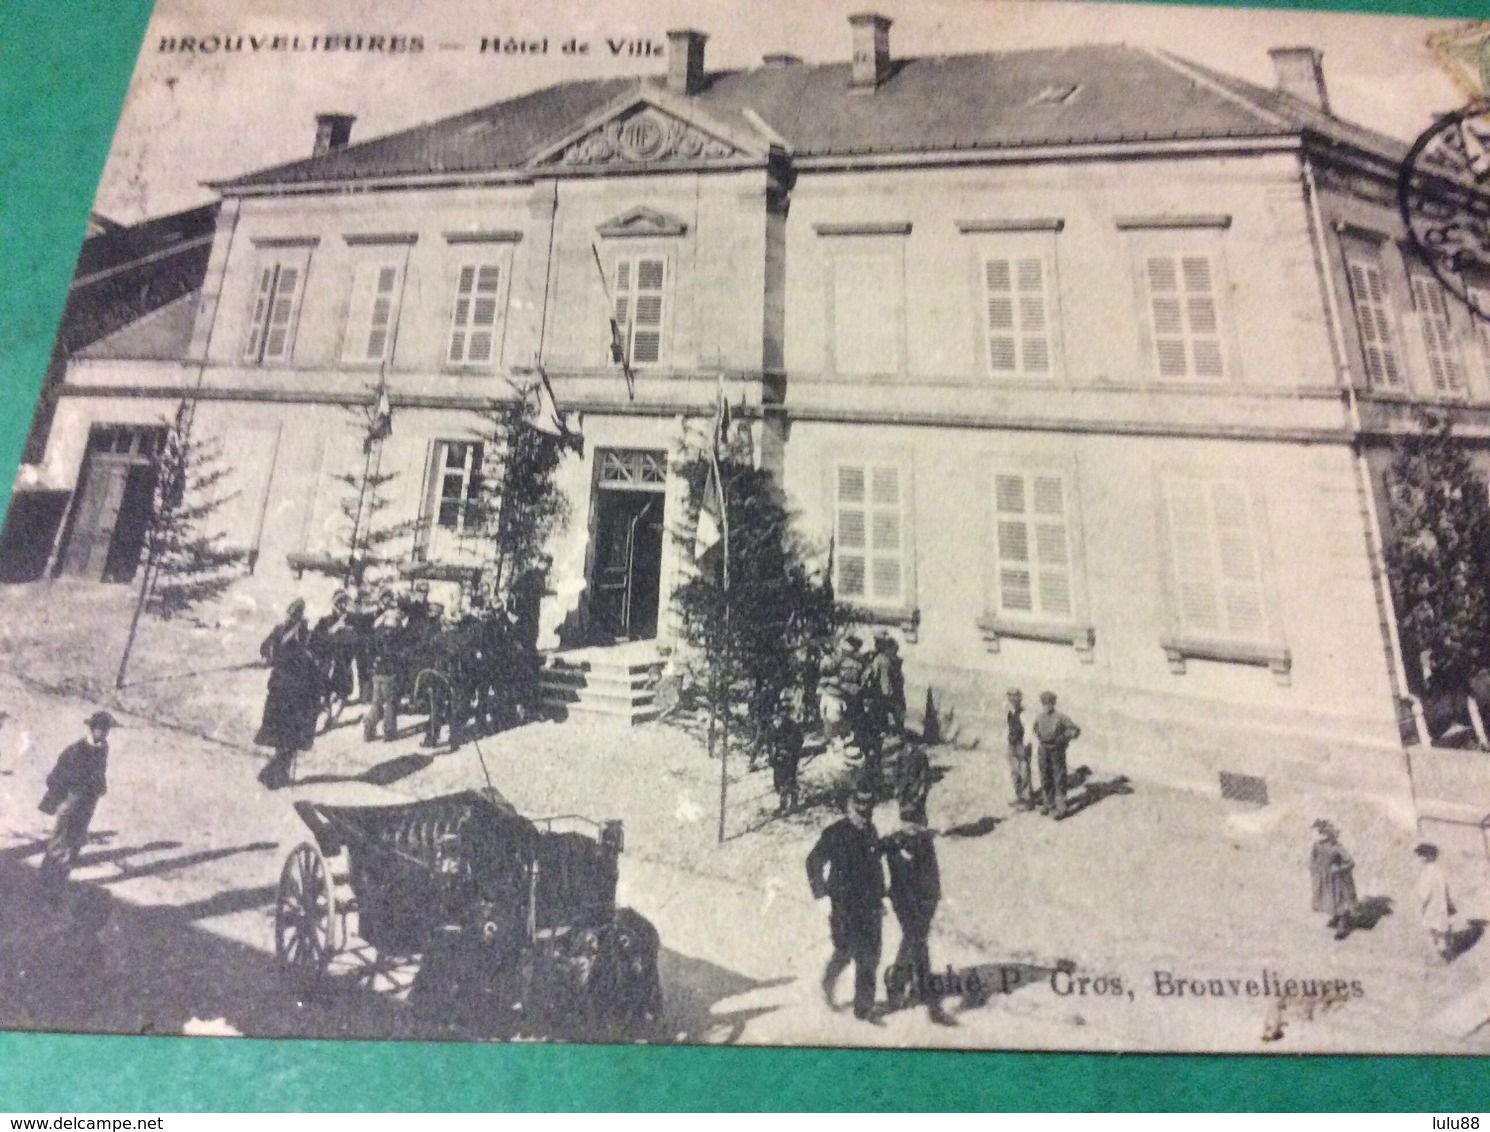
[[30, 17, 1490, 810]]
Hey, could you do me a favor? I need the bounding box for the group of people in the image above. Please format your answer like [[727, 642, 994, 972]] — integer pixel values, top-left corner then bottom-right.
[[806, 785, 948, 1025], [1004, 687, 1083, 820], [1309, 818, 1464, 963], [254, 567, 549, 789], [758, 629, 918, 817]]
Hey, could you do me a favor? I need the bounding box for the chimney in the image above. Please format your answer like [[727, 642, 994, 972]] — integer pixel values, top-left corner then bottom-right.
[[849, 12, 892, 90], [666, 29, 708, 96], [313, 113, 356, 156], [1268, 47, 1330, 115]]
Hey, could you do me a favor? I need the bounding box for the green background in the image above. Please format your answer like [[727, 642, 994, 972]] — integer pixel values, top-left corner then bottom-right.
[[1, 0, 1488, 1111]]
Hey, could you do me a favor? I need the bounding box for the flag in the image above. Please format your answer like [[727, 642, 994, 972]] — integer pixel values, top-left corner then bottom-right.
[[695, 457, 724, 564], [592, 243, 636, 401], [694, 380, 731, 575], [364, 378, 392, 454]]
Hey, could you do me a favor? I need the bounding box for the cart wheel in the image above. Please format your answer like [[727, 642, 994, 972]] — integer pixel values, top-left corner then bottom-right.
[[275, 842, 336, 995]]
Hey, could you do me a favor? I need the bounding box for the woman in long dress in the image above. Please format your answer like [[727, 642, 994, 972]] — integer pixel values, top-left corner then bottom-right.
[[1309, 819, 1358, 941], [254, 598, 321, 789]]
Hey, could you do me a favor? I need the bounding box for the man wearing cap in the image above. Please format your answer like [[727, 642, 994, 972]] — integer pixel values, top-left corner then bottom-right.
[[806, 787, 887, 1021], [882, 799, 951, 1024], [38, 711, 116, 900], [1005, 688, 1034, 811], [312, 589, 357, 728], [1032, 691, 1081, 820]]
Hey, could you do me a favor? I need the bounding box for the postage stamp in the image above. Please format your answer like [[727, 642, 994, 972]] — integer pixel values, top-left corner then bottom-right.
[[5, 0, 1490, 1054]]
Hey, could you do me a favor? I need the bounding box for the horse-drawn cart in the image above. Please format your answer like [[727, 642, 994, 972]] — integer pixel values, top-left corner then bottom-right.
[[273, 787, 662, 1038]]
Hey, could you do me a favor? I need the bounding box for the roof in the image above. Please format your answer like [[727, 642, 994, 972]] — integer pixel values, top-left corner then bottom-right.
[[221, 43, 1412, 191], [77, 291, 198, 361]]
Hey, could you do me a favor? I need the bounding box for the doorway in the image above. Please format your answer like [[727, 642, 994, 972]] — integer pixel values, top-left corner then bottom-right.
[[59, 425, 165, 582], [587, 448, 667, 642]]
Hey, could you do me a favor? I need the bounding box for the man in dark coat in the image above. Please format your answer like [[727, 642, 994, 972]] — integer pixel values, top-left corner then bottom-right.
[[882, 799, 951, 1024], [311, 589, 357, 728], [1032, 690, 1081, 820], [255, 598, 321, 788], [38, 711, 116, 901], [806, 786, 886, 1021], [362, 589, 406, 743]]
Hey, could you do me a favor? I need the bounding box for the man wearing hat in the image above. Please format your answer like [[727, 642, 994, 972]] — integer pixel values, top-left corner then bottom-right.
[[38, 710, 117, 900], [806, 787, 887, 1021], [1031, 691, 1081, 820], [882, 799, 951, 1024]]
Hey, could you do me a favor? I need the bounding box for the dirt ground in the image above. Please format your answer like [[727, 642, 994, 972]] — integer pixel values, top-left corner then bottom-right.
[[1, 579, 1488, 1053]]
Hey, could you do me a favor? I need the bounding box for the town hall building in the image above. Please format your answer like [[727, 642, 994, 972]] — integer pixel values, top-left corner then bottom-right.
[[27, 16, 1490, 814]]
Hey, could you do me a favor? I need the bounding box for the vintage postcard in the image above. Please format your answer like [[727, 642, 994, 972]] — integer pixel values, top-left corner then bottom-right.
[[4, 0, 1490, 1055]]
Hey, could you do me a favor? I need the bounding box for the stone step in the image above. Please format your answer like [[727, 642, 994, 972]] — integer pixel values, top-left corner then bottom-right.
[[539, 666, 657, 694], [538, 682, 657, 710], [543, 700, 661, 727]]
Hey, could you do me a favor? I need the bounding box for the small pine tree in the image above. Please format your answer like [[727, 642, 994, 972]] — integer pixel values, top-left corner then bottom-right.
[[470, 390, 570, 603], [115, 400, 243, 686], [142, 402, 243, 618], [1385, 409, 1490, 694], [671, 437, 845, 761], [299, 397, 415, 589]]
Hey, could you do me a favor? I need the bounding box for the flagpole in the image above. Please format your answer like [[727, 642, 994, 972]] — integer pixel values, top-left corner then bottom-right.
[[715, 399, 731, 845]]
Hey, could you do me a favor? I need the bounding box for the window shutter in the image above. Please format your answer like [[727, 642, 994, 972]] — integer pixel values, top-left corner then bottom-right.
[[1147, 254, 1224, 379], [1412, 274, 1466, 394], [1166, 478, 1220, 633], [994, 473, 1032, 613], [447, 264, 501, 366], [870, 466, 902, 602], [632, 258, 665, 364], [342, 264, 402, 364], [1166, 477, 1270, 641], [993, 471, 1071, 618], [1346, 256, 1404, 389], [262, 265, 303, 362], [1212, 482, 1265, 638], [836, 465, 867, 600], [984, 256, 1052, 376], [835, 462, 905, 606], [243, 265, 276, 361]]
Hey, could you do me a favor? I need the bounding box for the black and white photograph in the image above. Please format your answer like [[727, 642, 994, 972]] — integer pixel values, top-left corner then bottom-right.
[[4, 0, 1490, 1054]]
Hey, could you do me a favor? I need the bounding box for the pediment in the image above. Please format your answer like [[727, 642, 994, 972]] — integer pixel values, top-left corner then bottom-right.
[[596, 207, 689, 239], [527, 92, 769, 170]]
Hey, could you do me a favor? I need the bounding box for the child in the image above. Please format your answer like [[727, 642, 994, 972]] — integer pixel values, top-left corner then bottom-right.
[[1309, 819, 1358, 940], [1414, 842, 1457, 961]]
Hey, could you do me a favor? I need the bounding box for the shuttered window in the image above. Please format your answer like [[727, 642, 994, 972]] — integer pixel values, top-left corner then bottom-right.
[[992, 471, 1071, 619], [832, 253, 900, 375], [613, 256, 667, 366], [1164, 477, 1268, 642], [1146, 254, 1225, 379], [342, 263, 403, 364], [243, 258, 308, 364], [429, 441, 484, 535], [984, 256, 1052, 377], [835, 462, 905, 607], [447, 264, 503, 367], [1410, 274, 1467, 394], [1344, 253, 1405, 389]]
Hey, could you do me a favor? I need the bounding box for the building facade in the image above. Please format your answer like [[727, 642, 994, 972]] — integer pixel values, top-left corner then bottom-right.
[[34, 18, 1490, 808]]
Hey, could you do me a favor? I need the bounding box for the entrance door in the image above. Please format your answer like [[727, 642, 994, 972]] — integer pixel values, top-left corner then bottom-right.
[[61, 462, 130, 579], [588, 449, 667, 642], [59, 425, 164, 581]]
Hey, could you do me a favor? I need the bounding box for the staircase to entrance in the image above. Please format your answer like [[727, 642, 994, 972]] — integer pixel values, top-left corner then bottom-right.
[[537, 640, 666, 726]]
